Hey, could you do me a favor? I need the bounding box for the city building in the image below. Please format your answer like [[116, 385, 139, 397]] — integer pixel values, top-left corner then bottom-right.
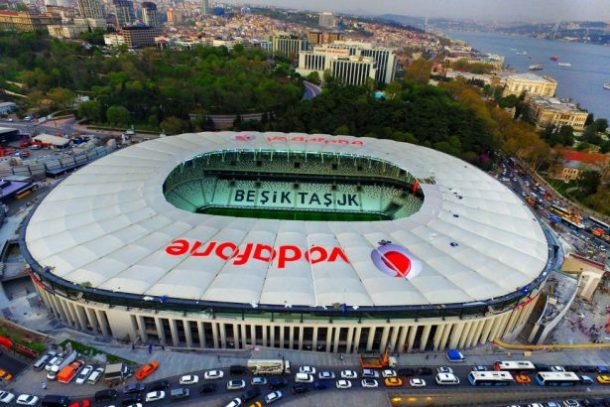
[[103, 32, 125, 46], [166, 8, 184, 24], [47, 23, 89, 39], [503, 73, 558, 98], [112, 0, 135, 28], [122, 24, 160, 49], [528, 96, 588, 131], [297, 46, 376, 86], [73, 17, 106, 29], [0, 102, 17, 115], [562, 254, 607, 301], [307, 29, 343, 45], [0, 10, 60, 32], [77, 0, 104, 20], [271, 33, 309, 59], [318, 11, 337, 29], [554, 149, 610, 182], [200, 0, 210, 16], [445, 54, 505, 72], [22, 132, 557, 354], [141, 1, 159, 27]]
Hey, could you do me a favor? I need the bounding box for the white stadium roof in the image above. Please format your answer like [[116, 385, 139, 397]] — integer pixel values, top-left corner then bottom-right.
[[25, 132, 549, 308]]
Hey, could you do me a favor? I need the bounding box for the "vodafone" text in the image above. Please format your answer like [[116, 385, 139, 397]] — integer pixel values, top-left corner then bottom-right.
[[165, 239, 350, 269]]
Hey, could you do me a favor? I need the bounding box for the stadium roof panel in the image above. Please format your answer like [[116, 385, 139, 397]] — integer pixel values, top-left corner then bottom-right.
[[25, 132, 549, 308]]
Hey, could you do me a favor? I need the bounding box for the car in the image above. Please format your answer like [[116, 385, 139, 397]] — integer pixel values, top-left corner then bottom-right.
[[436, 366, 453, 374], [597, 366, 609, 374], [292, 384, 309, 394], [596, 374, 610, 384], [550, 366, 566, 372], [435, 373, 460, 385], [122, 396, 143, 407], [248, 402, 262, 407], [144, 391, 165, 403], [361, 369, 379, 378], [0, 391, 15, 404], [179, 374, 199, 385], [580, 375, 594, 385], [318, 371, 335, 379], [581, 399, 604, 407], [227, 380, 246, 390], [147, 380, 169, 392], [268, 377, 288, 389], [361, 378, 378, 388], [545, 402, 562, 407], [251, 377, 267, 385], [526, 404, 544, 407], [134, 361, 159, 381], [579, 366, 599, 373], [123, 404, 143, 407], [336, 379, 352, 389], [204, 369, 224, 380], [416, 367, 433, 376], [16, 395, 39, 406], [224, 398, 242, 407], [264, 391, 282, 404], [1, 373, 12, 382], [68, 401, 90, 407], [200, 383, 217, 394], [397, 368, 415, 377], [382, 369, 397, 378], [240, 387, 261, 402], [409, 378, 426, 387], [123, 383, 145, 396], [33, 353, 56, 371], [384, 377, 403, 387], [169, 388, 190, 400], [472, 365, 488, 372], [294, 373, 314, 383], [87, 367, 104, 384], [230, 365, 248, 375], [340, 369, 357, 379], [75, 365, 93, 385], [299, 366, 316, 374], [95, 389, 118, 402], [515, 374, 532, 384]]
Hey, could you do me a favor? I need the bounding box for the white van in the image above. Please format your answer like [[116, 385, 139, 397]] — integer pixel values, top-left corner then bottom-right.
[[44, 356, 63, 372], [435, 373, 460, 385], [33, 352, 56, 371], [87, 367, 104, 384], [294, 373, 314, 383]]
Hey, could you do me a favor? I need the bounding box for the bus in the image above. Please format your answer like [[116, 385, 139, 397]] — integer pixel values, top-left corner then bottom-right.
[[494, 361, 536, 372], [589, 216, 610, 233], [534, 371, 581, 386], [467, 371, 514, 386], [550, 205, 585, 229]]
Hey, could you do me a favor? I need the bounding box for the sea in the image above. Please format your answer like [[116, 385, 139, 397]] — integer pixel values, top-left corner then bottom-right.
[[444, 31, 610, 121]]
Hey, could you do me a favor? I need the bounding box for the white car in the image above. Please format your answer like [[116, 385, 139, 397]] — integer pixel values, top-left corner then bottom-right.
[[336, 379, 352, 389], [264, 391, 282, 404], [318, 371, 335, 379], [179, 374, 199, 385], [437, 366, 453, 374], [340, 369, 357, 379], [294, 373, 314, 383], [224, 399, 241, 407], [361, 378, 378, 388], [0, 391, 15, 404], [299, 366, 316, 374], [16, 395, 39, 406], [251, 377, 267, 385], [145, 391, 165, 402], [550, 366, 566, 372], [87, 367, 104, 384], [203, 370, 224, 380], [409, 378, 426, 387], [382, 369, 397, 378], [563, 401, 580, 407], [435, 373, 460, 385], [362, 369, 379, 378], [125, 404, 143, 407], [75, 364, 93, 384], [226, 380, 246, 390]]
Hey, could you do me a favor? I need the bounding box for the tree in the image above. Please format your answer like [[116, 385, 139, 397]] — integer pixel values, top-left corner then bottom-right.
[[160, 116, 186, 135], [405, 59, 432, 84], [334, 125, 350, 135], [557, 125, 575, 147], [306, 71, 321, 86], [77, 100, 102, 122], [46, 87, 74, 110], [578, 169, 601, 196], [106, 105, 130, 126], [594, 118, 608, 133]]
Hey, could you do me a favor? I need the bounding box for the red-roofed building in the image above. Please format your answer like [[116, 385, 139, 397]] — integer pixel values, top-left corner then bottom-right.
[[555, 149, 610, 182]]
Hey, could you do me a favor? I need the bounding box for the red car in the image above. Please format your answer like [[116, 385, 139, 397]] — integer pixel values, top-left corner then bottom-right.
[[68, 400, 90, 407], [135, 360, 159, 381]]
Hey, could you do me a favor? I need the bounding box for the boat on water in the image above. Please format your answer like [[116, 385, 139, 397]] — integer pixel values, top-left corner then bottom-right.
[[603, 83, 610, 90], [516, 51, 527, 56], [528, 64, 544, 71], [550, 55, 560, 61], [558, 62, 572, 67]]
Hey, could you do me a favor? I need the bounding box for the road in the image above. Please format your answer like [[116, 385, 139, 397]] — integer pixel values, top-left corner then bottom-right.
[[0, 351, 27, 378], [302, 81, 322, 101]]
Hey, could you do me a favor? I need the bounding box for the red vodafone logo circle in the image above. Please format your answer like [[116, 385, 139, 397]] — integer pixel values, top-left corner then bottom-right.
[[371, 241, 423, 279]]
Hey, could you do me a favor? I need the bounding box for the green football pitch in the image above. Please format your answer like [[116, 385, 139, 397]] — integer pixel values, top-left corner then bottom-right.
[[199, 207, 390, 221]]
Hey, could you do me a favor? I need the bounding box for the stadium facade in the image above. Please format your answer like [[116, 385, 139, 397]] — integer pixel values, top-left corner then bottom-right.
[[21, 132, 561, 353]]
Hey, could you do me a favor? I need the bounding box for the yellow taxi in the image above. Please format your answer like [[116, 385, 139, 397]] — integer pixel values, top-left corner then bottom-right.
[[597, 374, 610, 384], [384, 377, 403, 387], [515, 374, 531, 384], [2, 373, 12, 382], [248, 402, 262, 407]]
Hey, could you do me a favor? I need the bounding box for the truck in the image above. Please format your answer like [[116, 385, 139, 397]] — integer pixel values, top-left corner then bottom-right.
[[359, 349, 397, 369], [246, 359, 291, 375], [104, 362, 131, 386]]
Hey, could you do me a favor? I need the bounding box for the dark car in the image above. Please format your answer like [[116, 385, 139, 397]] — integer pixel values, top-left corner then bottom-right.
[[292, 384, 309, 394], [580, 366, 599, 373], [147, 380, 170, 391], [229, 365, 248, 375], [415, 367, 433, 376], [200, 383, 217, 394], [313, 380, 329, 390], [535, 364, 550, 371], [121, 395, 142, 406], [397, 368, 415, 377], [269, 377, 288, 389], [94, 389, 118, 402], [170, 388, 190, 400], [123, 383, 145, 395], [241, 387, 261, 402], [597, 366, 609, 374], [40, 395, 71, 407]]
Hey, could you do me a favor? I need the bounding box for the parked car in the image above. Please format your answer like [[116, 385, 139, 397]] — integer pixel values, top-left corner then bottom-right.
[[135, 361, 159, 381], [362, 369, 379, 378], [318, 371, 335, 380], [313, 380, 329, 390], [240, 387, 261, 402], [361, 378, 378, 388], [75, 365, 93, 385], [226, 380, 246, 391], [144, 391, 165, 403], [295, 373, 314, 383], [179, 375, 199, 385], [264, 391, 282, 405], [16, 395, 39, 406], [147, 380, 169, 392], [409, 378, 427, 387], [299, 366, 316, 374], [94, 389, 118, 402], [229, 365, 248, 375], [123, 383, 145, 396], [169, 388, 190, 401], [382, 369, 397, 378], [251, 377, 267, 386], [0, 391, 15, 404], [292, 384, 308, 394], [87, 367, 104, 385], [224, 398, 241, 407], [340, 370, 357, 379], [203, 370, 224, 380], [397, 368, 415, 377], [335, 380, 352, 389]]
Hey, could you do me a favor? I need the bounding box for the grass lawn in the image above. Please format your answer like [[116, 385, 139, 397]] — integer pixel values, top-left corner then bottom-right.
[[59, 339, 136, 366], [0, 326, 46, 354]]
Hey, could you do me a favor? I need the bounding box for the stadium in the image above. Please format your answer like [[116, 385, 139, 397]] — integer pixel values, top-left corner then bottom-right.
[[21, 132, 561, 353]]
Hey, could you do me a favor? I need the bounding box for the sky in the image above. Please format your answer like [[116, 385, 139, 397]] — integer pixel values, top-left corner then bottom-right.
[[235, 0, 610, 22]]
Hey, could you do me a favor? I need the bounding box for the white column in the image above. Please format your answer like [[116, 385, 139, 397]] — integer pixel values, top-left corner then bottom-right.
[[332, 327, 341, 353], [262, 324, 268, 347], [420, 325, 431, 351], [467, 320, 483, 348], [458, 321, 472, 349], [379, 326, 390, 352], [439, 323, 452, 350], [250, 324, 257, 346], [388, 326, 400, 353], [96, 309, 110, 337], [352, 326, 362, 353], [325, 327, 333, 352], [449, 322, 465, 349], [288, 326, 294, 349], [211, 322, 219, 348], [184, 320, 193, 348], [279, 325, 285, 349], [218, 323, 226, 348], [397, 326, 409, 353], [407, 325, 418, 352], [366, 327, 376, 351], [198, 322, 206, 348], [155, 318, 166, 345], [346, 327, 355, 353], [136, 315, 147, 343], [298, 326, 304, 350], [480, 317, 495, 344], [433, 324, 445, 351], [312, 327, 318, 351], [233, 323, 240, 349], [169, 319, 180, 346]]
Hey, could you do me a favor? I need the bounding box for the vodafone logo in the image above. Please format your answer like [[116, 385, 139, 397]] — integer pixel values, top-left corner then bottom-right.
[[233, 133, 256, 141], [371, 240, 423, 279]]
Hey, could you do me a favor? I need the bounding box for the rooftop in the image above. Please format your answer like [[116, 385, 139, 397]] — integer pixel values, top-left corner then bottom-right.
[[529, 96, 585, 114], [509, 73, 557, 83]]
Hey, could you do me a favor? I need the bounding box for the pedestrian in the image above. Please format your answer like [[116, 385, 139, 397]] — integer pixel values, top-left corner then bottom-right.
[[41, 381, 47, 390]]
